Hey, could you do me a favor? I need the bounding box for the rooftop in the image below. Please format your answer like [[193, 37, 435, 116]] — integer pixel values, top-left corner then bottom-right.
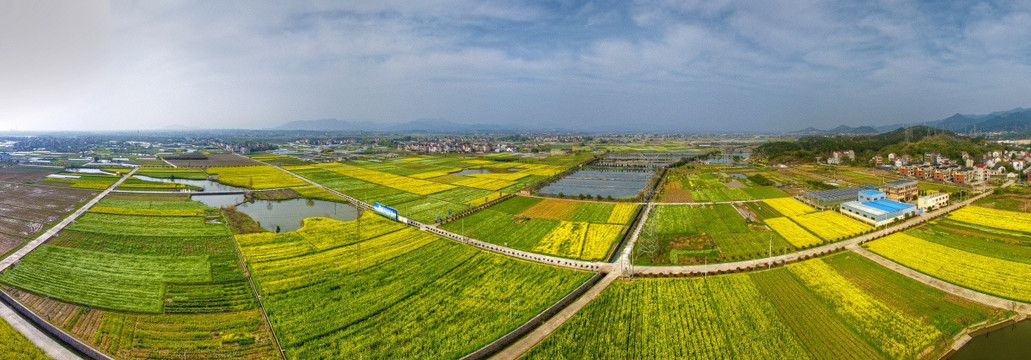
[[803, 185, 878, 203], [842, 198, 915, 216], [884, 179, 918, 187]]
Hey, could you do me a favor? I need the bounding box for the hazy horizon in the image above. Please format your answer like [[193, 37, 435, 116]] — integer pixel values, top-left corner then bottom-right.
[[3, 1, 1030, 132]]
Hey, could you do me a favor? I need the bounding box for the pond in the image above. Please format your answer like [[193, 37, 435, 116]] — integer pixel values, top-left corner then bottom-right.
[[191, 194, 246, 209], [233, 198, 358, 232], [949, 320, 1031, 360], [134, 174, 244, 192], [538, 168, 654, 199]]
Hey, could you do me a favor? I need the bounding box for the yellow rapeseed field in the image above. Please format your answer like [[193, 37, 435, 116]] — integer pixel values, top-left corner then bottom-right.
[[792, 211, 871, 241], [207, 165, 306, 189], [328, 164, 455, 195], [533, 221, 588, 259], [949, 206, 1031, 233], [606, 203, 639, 224], [788, 260, 941, 359], [764, 217, 822, 248], [866, 233, 1031, 302], [763, 198, 816, 217]]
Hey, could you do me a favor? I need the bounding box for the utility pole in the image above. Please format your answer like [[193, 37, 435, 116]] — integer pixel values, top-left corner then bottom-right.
[[768, 235, 772, 270]]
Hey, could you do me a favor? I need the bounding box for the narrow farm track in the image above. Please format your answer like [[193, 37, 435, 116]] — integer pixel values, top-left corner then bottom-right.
[[0, 300, 81, 360], [617, 203, 654, 270], [158, 156, 178, 168]]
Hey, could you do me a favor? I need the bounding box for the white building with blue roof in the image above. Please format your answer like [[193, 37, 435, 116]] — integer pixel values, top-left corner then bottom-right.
[[839, 189, 917, 227]]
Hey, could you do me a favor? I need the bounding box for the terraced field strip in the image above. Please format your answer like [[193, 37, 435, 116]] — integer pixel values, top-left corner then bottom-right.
[[236, 214, 593, 359], [0, 168, 136, 271]]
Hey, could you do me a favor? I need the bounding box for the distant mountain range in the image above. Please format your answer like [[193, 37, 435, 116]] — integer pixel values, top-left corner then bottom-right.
[[796, 107, 1031, 135]]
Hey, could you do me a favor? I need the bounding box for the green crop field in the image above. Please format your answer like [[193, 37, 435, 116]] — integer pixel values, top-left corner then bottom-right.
[[235, 213, 591, 359], [65, 212, 227, 237], [2, 198, 254, 314], [0, 195, 277, 359], [635, 204, 791, 265], [660, 168, 789, 202], [527, 253, 1005, 360]]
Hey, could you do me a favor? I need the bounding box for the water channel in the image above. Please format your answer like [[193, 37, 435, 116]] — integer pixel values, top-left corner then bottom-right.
[[133, 175, 244, 193]]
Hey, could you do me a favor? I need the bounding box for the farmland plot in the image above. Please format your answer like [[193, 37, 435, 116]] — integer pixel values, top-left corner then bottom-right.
[[235, 214, 590, 359], [867, 233, 1031, 302], [443, 196, 636, 260], [0, 195, 275, 359], [528, 254, 999, 359], [948, 206, 1031, 234], [635, 204, 790, 265], [0, 182, 95, 255], [207, 165, 306, 189]]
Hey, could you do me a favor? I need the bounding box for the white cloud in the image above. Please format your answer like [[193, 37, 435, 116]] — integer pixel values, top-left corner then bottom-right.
[[4, 1, 1031, 132]]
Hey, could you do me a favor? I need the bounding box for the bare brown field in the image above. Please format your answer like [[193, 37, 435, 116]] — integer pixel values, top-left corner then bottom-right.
[[0, 166, 59, 183]]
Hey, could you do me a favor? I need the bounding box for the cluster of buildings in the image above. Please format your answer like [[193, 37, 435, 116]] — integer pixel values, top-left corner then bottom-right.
[[893, 149, 1031, 183], [800, 179, 949, 227], [826, 150, 855, 165], [397, 140, 517, 154], [825, 148, 1031, 184]]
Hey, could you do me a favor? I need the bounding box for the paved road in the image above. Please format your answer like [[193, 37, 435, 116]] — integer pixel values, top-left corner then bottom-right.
[[616, 203, 654, 271], [489, 271, 622, 360], [0, 168, 137, 271], [0, 300, 81, 360], [848, 245, 1031, 314]]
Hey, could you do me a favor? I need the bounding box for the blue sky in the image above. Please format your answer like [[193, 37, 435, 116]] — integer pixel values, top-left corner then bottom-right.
[[2, 0, 1030, 132]]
